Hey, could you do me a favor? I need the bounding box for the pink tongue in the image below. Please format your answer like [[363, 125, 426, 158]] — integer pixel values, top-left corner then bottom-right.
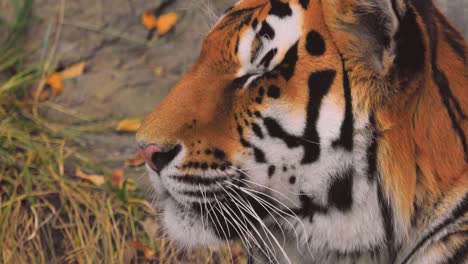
[[138, 144, 161, 169]]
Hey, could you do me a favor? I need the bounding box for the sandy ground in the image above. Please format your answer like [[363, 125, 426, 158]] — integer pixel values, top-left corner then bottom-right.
[[2, 0, 462, 180]]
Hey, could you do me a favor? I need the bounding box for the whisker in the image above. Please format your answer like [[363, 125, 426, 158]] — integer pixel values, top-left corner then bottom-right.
[[232, 166, 304, 198], [226, 168, 314, 258], [197, 185, 208, 245], [235, 178, 315, 257], [220, 194, 274, 262], [217, 183, 282, 263], [212, 192, 257, 259], [226, 182, 308, 257], [200, 186, 234, 263], [225, 183, 289, 247]]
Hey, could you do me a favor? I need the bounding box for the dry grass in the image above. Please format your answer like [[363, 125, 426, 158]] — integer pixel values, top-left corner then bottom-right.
[[0, 1, 245, 263]]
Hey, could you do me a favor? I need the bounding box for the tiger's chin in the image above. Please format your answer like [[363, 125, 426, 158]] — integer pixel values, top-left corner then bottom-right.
[[162, 198, 221, 249], [146, 165, 272, 249]]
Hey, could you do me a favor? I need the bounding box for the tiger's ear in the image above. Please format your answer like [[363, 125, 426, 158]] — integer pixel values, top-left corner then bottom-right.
[[322, 0, 407, 77]]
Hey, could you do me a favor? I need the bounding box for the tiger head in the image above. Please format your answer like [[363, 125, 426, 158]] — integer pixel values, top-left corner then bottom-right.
[[136, 0, 467, 259]]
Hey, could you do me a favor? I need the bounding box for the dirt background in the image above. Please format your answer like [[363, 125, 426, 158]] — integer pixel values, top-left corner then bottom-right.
[[2, 0, 466, 198]]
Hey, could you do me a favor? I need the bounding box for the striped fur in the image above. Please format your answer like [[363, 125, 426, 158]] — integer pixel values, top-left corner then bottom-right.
[[137, 0, 467, 263]]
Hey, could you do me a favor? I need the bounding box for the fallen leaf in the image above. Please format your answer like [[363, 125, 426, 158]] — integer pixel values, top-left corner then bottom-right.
[[141, 11, 158, 30], [131, 239, 155, 260], [156, 12, 178, 35], [60, 61, 86, 80], [143, 247, 155, 260], [153, 66, 164, 77], [31, 88, 51, 102], [75, 167, 105, 186], [46, 73, 64, 96], [116, 118, 142, 132], [110, 169, 124, 188], [125, 153, 145, 167], [132, 240, 144, 249]]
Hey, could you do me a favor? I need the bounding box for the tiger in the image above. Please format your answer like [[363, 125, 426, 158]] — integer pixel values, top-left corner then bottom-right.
[[136, 0, 467, 263]]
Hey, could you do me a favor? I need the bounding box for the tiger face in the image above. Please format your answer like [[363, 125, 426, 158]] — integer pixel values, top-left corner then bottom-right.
[[137, 0, 467, 262], [138, 0, 372, 248]]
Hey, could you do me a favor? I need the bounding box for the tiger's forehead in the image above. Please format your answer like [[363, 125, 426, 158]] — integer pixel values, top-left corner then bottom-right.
[[212, 2, 268, 37], [214, 0, 301, 34], [205, 0, 305, 76]]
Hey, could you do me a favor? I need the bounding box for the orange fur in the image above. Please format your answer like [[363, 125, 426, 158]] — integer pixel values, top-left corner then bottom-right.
[[137, 1, 467, 260]]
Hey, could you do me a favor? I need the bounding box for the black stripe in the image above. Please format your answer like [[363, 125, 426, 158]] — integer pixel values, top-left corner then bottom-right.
[[432, 68, 468, 162], [229, 74, 254, 90], [237, 124, 253, 148], [182, 189, 226, 198], [332, 59, 354, 151], [251, 122, 264, 139], [217, 5, 265, 30], [224, 6, 234, 14], [411, 0, 468, 162], [443, 242, 468, 264], [170, 175, 227, 186], [275, 42, 298, 81], [259, 48, 277, 68], [269, 0, 292, 18], [253, 147, 267, 163], [401, 193, 468, 264], [327, 168, 354, 211], [299, 0, 309, 9], [296, 193, 328, 222], [434, 11, 466, 61], [263, 117, 302, 148], [302, 70, 336, 164], [377, 177, 396, 262], [258, 21, 275, 40], [267, 165, 276, 178], [264, 70, 335, 164], [392, 6, 426, 88], [442, 29, 466, 62]]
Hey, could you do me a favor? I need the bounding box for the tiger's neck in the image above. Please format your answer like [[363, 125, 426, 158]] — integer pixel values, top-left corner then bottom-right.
[[375, 0, 467, 237]]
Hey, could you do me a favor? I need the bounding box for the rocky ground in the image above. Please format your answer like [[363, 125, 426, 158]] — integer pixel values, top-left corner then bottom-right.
[[14, 0, 235, 181]]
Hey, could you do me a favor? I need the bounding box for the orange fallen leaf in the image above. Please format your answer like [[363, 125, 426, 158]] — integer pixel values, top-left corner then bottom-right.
[[111, 169, 124, 188], [75, 167, 105, 186], [153, 66, 164, 77], [60, 61, 86, 80], [131, 240, 154, 259], [156, 12, 178, 35], [31, 88, 51, 102], [132, 240, 144, 249], [46, 73, 64, 96], [141, 11, 158, 30], [116, 118, 142, 132], [143, 247, 155, 259], [125, 153, 145, 167]]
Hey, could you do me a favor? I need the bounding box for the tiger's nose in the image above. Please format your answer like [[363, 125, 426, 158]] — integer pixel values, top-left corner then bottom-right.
[[137, 141, 182, 173]]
